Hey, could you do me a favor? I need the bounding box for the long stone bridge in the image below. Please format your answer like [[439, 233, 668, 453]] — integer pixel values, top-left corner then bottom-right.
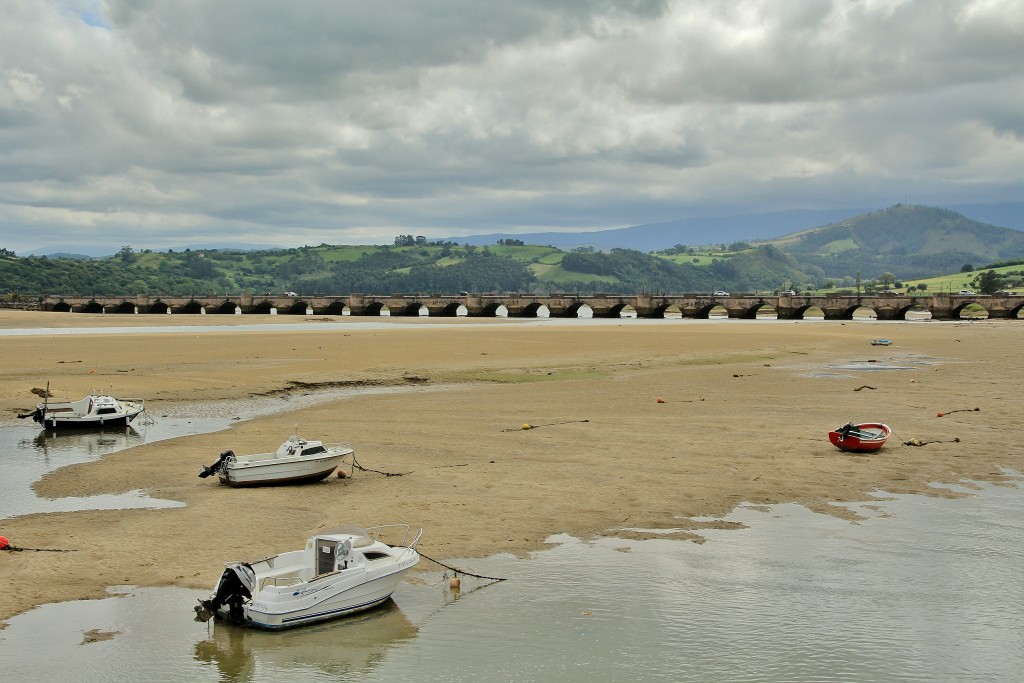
[[38, 292, 1024, 321]]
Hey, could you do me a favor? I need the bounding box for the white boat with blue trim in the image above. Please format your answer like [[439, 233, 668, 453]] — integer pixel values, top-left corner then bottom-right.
[[194, 525, 422, 630]]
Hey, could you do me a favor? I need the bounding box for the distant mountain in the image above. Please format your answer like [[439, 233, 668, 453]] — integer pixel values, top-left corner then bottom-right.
[[768, 204, 1024, 280], [947, 201, 1024, 232], [445, 208, 871, 251], [444, 202, 1022, 252]]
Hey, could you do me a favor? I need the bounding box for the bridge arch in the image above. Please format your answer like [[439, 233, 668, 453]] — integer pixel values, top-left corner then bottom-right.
[[280, 300, 312, 315], [394, 302, 429, 316], [740, 303, 776, 319], [146, 300, 171, 314], [608, 303, 637, 318], [250, 300, 276, 315], [51, 300, 72, 312], [786, 304, 826, 320], [362, 301, 391, 316], [113, 301, 137, 314], [518, 302, 550, 317], [324, 301, 351, 316], [438, 302, 467, 317], [176, 299, 205, 314], [651, 304, 682, 319], [82, 300, 105, 314], [953, 301, 989, 320], [480, 302, 509, 318], [213, 300, 241, 314], [693, 303, 721, 319]]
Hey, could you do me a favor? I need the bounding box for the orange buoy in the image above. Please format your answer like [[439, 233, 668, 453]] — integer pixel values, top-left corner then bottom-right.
[[337, 470, 347, 479], [449, 576, 461, 589], [656, 398, 665, 403], [937, 412, 944, 417], [0, 536, 9, 550]]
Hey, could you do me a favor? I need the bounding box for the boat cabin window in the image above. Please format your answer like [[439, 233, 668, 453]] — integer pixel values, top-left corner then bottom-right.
[[363, 551, 391, 561], [97, 407, 118, 415], [302, 445, 327, 456]]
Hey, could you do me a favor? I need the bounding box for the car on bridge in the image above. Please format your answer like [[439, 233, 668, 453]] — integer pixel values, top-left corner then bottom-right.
[[958, 290, 976, 295], [779, 290, 796, 296], [712, 290, 729, 297]]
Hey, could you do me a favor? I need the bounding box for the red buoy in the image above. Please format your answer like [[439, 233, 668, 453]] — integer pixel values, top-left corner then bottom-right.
[[0, 536, 9, 550]]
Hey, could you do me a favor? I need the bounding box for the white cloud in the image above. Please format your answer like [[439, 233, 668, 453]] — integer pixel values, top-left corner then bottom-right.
[[0, 0, 1021, 254]]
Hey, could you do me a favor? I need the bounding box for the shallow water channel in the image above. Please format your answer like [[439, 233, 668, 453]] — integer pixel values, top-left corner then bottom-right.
[[1, 325, 1021, 681], [2, 458, 1021, 681]]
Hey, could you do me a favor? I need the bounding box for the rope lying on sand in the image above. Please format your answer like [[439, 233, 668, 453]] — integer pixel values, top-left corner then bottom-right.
[[0, 539, 75, 553], [903, 437, 961, 447], [503, 419, 589, 432], [853, 385, 877, 391], [348, 455, 408, 477], [937, 407, 980, 417], [416, 549, 507, 582]]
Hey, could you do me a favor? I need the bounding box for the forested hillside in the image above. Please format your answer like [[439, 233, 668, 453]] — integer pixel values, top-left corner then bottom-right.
[[2, 205, 1022, 297], [771, 204, 1024, 280]]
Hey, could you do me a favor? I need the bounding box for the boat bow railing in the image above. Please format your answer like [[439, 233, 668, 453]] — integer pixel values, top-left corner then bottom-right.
[[366, 524, 423, 557]]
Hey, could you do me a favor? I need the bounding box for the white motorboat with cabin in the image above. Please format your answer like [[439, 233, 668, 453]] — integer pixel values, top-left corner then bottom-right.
[[194, 525, 422, 630], [18, 393, 145, 429], [198, 434, 353, 487]]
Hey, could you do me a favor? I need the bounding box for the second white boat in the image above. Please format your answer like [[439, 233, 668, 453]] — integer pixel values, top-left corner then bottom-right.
[[198, 434, 353, 487]]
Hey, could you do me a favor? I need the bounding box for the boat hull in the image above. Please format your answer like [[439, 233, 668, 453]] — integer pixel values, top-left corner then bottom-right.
[[828, 422, 892, 452], [245, 565, 416, 630], [37, 406, 144, 429], [219, 450, 350, 487]]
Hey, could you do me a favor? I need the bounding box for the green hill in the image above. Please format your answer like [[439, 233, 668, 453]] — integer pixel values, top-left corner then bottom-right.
[[4, 204, 1024, 297], [770, 204, 1024, 280]]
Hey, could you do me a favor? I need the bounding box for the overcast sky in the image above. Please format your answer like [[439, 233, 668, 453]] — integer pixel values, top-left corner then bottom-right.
[[2, 0, 1022, 254]]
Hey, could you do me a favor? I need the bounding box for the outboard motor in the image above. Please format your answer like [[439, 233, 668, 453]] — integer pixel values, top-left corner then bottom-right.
[[196, 563, 256, 625], [17, 408, 43, 423], [199, 450, 235, 478]]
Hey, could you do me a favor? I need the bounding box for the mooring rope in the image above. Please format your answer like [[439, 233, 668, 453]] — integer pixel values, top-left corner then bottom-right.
[[503, 419, 589, 432], [416, 550, 507, 582], [937, 407, 980, 417], [349, 454, 408, 477]]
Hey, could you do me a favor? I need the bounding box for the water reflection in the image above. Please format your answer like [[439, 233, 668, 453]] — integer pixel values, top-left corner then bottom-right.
[[193, 600, 418, 682], [0, 483, 1021, 682], [29, 423, 148, 458]]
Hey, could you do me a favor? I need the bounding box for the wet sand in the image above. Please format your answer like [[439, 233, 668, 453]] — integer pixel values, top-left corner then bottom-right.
[[1, 311, 1021, 625]]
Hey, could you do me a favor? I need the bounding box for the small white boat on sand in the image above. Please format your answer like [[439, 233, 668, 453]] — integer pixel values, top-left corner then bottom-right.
[[18, 393, 145, 429], [194, 525, 422, 630], [199, 434, 353, 487]]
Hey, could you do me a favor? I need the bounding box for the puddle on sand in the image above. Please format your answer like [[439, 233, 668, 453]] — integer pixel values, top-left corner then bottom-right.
[[1, 383, 459, 519]]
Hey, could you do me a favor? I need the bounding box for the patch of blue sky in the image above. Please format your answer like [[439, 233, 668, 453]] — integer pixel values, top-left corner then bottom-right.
[[60, 1, 110, 30]]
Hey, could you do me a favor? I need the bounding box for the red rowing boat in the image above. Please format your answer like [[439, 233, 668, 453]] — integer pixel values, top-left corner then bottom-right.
[[828, 422, 892, 452]]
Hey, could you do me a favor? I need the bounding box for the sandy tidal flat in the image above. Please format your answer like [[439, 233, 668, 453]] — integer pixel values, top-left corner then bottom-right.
[[1, 311, 1022, 625]]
